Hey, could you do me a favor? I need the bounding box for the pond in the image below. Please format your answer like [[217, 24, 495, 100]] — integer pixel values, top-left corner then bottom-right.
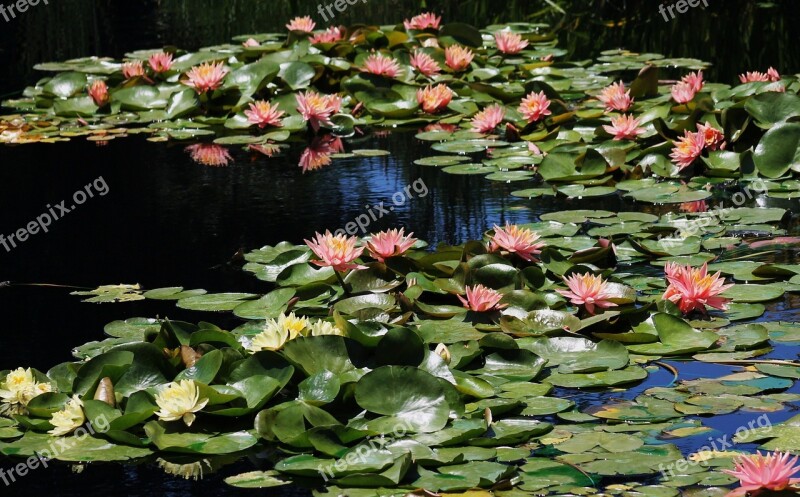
[[1, 1, 800, 496]]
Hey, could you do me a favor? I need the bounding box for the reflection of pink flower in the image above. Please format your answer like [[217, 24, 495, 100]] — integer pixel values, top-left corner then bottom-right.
[[366, 228, 417, 262], [602, 114, 645, 140], [597, 81, 633, 112], [298, 135, 342, 172], [88, 80, 108, 107], [148, 52, 174, 73], [458, 284, 507, 312], [471, 104, 505, 133], [671, 81, 696, 104], [494, 30, 528, 54], [489, 224, 545, 261], [663, 262, 733, 315], [670, 130, 706, 170], [421, 123, 457, 133], [296, 91, 342, 132], [697, 122, 726, 150], [680, 200, 708, 213], [310, 27, 344, 44], [360, 53, 403, 78], [417, 84, 452, 114], [186, 144, 233, 167], [249, 143, 281, 157], [444, 45, 474, 71], [410, 50, 441, 77], [183, 62, 228, 94], [122, 61, 145, 80], [242, 38, 260, 47], [557, 273, 617, 315], [723, 451, 800, 497], [244, 100, 285, 128], [681, 70, 705, 93], [304, 231, 366, 272], [404, 12, 441, 30], [286, 16, 315, 32], [518, 91, 552, 123]]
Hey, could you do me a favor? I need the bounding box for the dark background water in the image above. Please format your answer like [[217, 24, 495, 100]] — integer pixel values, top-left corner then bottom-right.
[[1, 1, 799, 495]]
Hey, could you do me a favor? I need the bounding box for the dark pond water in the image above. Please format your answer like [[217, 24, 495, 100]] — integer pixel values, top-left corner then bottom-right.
[[1, 1, 800, 495]]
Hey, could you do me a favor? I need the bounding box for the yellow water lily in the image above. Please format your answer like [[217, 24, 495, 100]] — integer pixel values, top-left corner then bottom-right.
[[154, 380, 208, 427], [309, 320, 344, 337], [49, 395, 85, 437]]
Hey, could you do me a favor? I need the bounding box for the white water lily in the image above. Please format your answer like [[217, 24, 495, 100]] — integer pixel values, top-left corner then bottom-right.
[[309, 320, 344, 336], [244, 327, 289, 353], [49, 395, 85, 437], [157, 458, 212, 480], [154, 380, 208, 427], [0, 367, 53, 416]]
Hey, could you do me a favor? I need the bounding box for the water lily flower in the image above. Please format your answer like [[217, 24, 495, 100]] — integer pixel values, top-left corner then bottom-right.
[[489, 223, 545, 261], [434, 343, 451, 364], [556, 273, 617, 315], [286, 16, 316, 32], [244, 100, 285, 128], [422, 37, 440, 48], [518, 90, 552, 123], [49, 395, 85, 436], [310, 26, 344, 44], [671, 81, 697, 104], [458, 284, 507, 312], [183, 61, 228, 94], [185, 143, 233, 167], [410, 50, 441, 77], [663, 262, 733, 315], [122, 60, 145, 80], [681, 70, 705, 93], [417, 84, 453, 114], [245, 327, 289, 353], [680, 200, 708, 213], [697, 121, 726, 150], [242, 38, 260, 47], [471, 104, 506, 134], [154, 379, 209, 427], [298, 135, 342, 172], [494, 30, 529, 54], [158, 459, 213, 481], [366, 228, 417, 262], [602, 114, 645, 140], [421, 122, 457, 133], [444, 45, 474, 71], [87, 80, 109, 107], [0, 367, 52, 416], [527, 141, 545, 156], [597, 81, 633, 112], [739, 67, 781, 83], [295, 90, 342, 131], [360, 53, 403, 78], [669, 130, 706, 170], [305, 230, 366, 272], [404, 12, 441, 30], [148, 52, 174, 73], [264, 312, 310, 342], [722, 451, 800, 497], [309, 320, 345, 336]]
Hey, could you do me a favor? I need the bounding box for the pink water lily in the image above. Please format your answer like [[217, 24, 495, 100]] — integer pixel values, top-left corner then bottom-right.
[[295, 90, 343, 131], [670, 130, 706, 170], [304, 231, 366, 272], [183, 62, 228, 94], [722, 451, 800, 497], [310, 27, 344, 44], [417, 84, 452, 114], [739, 67, 781, 83], [286, 16, 315, 32], [697, 122, 726, 150], [602, 114, 645, 140], [671, 81, 697, 104], [471, 104, 506, 134], [360, 53, 403, 78], [87, 80, 108, 107], [404, 12, 441, 30], [681, 70, 705, 93], [242, 38, 260, 47], [458, 284, 507, 312], [556, 273, 617, 315], [366, 228, 417, 262], [663, 262, 733, 315], [518, 90, 552, 123], [489, 223, 545, 261], [244, 100, 284, 128], [597, 81, 633, 112], [410, 50, 441, 77], [494, 30, 528, 54], [148, 52, 173, 73], [122, 60, 145, 80], [444, 45, 474, 72]]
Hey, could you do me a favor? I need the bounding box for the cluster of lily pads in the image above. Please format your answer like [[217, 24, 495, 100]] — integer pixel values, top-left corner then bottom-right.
[[2, 200, 800, 495]]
